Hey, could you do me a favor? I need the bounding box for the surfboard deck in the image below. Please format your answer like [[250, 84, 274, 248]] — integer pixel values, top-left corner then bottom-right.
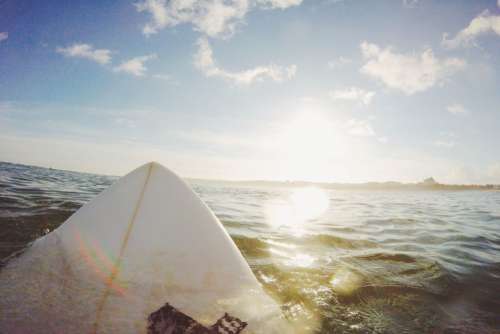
[[0, 162, 290, 333]]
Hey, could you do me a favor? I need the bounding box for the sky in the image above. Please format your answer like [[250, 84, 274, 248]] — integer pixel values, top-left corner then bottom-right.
[[0, 0, 499, 183]]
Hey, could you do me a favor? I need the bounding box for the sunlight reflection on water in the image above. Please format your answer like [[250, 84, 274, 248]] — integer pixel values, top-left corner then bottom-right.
[[3, 162, 500, 333], [263, 187, 329, 270], [265, 187, 329, 235]]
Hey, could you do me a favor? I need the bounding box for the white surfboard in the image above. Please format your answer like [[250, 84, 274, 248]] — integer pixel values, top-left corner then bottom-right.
[[0, 162, 290, 333]]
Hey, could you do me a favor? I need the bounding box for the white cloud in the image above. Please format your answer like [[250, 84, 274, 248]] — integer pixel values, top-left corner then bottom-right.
[[434, 131, 456, 148], [447, 103, 468, 115], [403, 0, 419, 8], [135, 0, 302, 38], [433, 140, 456, 148], [329, 87, 375, 105], [257, 0, 303, 9], [135, 0, 168, 36], [193, 37, 296, 84], [360, 41, 466, 95], [346, 119, 376, 137], [0, 32, 8, 43], [442, 10, 500, 48], [135, 0, 249, 37], [327, 56, 352, 69], [56, 43, 112, 65], [113, 54, 157, 76]]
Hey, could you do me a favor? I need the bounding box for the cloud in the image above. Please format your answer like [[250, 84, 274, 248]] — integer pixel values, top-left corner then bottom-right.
[[193, 37, 296, 84], [403, 0, 419, 8], [360, 41, 466, 95], [135, 0, 248, 37], [447, 103, 468, 115], [56, 43, 158, 77], [113, 54, 157, 76], [346, 119, 375, 137], [434, 131, 456, 148], [256, 0, 303, 9], [135, 0, 302, 38], [329, 87, 375, 105], [442, 10, 500, 48], [0, 32, 8, 43], [327, 56, 352, 69], [56, 43, 112, 65]]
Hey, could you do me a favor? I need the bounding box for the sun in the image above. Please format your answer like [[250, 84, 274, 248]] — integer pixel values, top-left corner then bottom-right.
[[271, 110, 344, 182]]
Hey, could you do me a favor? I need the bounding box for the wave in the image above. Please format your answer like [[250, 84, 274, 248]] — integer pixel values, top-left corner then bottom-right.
[[2, 161, 500, 332], [300, 234, 378, 249]]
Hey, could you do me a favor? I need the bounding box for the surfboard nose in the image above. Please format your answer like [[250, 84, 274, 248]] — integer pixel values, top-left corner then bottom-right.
[[140, 161, 160, 169], [140, 161, 174, 174], [132, 161, 167, 177]]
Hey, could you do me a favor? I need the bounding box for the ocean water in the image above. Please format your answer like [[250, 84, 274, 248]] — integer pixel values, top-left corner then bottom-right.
[[1, 161, 499, 333]]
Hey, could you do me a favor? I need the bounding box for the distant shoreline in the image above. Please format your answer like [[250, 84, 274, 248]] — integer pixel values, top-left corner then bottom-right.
[[192, 178, 500, 191], [2, 160, 499, 191]]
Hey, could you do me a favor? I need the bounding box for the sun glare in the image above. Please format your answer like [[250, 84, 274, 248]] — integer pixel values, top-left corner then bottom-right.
[[272, 111, 343, 182], [265, 187, 330, 233], [290, 187, 330, 221]]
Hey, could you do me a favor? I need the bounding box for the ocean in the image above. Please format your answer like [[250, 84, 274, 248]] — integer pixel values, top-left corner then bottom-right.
[[1, 161, 499, 333]]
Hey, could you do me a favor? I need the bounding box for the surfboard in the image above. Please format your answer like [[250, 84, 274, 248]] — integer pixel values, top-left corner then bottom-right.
[[0, 162, 290, 333]]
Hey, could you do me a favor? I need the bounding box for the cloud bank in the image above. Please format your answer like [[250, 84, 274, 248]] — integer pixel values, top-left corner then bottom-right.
[[360, 41, 465, 95]]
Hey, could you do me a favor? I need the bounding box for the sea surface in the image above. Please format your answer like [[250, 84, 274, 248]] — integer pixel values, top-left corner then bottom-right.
[[1, 161, 500, 333]]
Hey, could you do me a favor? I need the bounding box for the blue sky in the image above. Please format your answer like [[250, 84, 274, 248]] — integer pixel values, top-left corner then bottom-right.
[[0, 0, 499, 183]]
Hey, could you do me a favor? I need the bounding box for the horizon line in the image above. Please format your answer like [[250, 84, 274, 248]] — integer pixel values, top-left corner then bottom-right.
[[2, 159, 499, 188]]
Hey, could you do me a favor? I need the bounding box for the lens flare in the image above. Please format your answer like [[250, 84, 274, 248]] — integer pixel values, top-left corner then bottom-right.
[[75, 231, 127, 295], [330, 267, 362, 296]]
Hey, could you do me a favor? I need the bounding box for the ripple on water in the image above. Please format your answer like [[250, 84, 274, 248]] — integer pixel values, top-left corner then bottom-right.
[[1, 162, 500, 333]]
